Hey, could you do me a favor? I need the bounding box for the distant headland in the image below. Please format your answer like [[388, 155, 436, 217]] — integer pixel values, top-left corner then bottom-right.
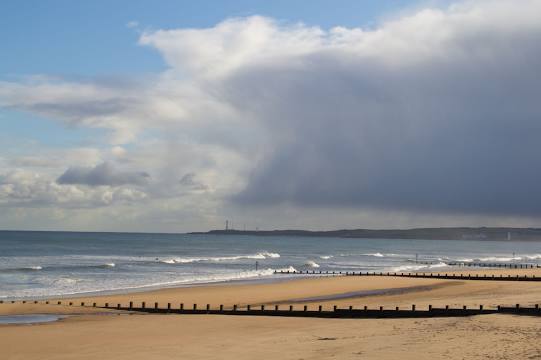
[[190, 227, 541, 241]]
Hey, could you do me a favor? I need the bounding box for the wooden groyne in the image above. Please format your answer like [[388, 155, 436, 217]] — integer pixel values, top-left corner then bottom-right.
[[4, 300, 539, 319], [100, 303, 540, 318], [414, 262, 539, 268], [274, 270, 541, 281]]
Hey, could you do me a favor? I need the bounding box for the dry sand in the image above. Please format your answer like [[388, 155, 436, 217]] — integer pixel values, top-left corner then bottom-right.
[[2, 267, 541, 359]]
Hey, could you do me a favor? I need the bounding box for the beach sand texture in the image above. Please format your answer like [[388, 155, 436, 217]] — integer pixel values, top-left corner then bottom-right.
[[2, 268, 541, 359]]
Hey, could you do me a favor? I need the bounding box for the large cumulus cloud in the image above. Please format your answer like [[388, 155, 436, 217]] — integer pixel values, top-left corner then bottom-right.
[[213, 2, 541, 216]]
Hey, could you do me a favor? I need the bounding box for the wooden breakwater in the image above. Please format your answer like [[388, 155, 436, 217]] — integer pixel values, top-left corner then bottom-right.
[[414, 262, 539, 268], [4, 300, 540, 319], [101, 303, 540, 318], [274, 270, 541, 281]]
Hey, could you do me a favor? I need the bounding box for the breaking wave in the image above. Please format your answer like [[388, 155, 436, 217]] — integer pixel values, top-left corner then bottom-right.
[[304, 260, 320, 268], [451, 255, 540, 263], [391, 262, 448, 272], [0, 265, 43, 273], [363, 252, 384, 257], [26, 266, 42, 271], [0, 266, 299, 299], [159, 252, 280, 264]]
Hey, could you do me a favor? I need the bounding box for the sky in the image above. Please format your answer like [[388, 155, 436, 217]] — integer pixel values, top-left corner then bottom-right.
[[1, 0, 541, 232]]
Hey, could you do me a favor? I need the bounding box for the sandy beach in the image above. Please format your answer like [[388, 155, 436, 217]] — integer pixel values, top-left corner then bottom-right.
[[2, 267, 541, 359]]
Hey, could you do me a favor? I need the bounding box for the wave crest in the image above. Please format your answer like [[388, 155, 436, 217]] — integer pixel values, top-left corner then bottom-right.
[[391, 262, 448, 272], [159, 252, 280, 264]]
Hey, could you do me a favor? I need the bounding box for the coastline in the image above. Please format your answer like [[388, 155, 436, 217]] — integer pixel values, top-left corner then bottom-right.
[[3, 266, 541, 313]]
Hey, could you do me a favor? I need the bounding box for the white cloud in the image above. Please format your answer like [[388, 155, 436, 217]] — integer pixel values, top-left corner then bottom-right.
[[0, 169, 147, 208]]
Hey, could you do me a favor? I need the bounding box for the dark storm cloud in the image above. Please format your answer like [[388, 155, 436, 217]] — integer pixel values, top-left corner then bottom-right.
[[230, 12, 541, 215], [57, 162, 150, 187]]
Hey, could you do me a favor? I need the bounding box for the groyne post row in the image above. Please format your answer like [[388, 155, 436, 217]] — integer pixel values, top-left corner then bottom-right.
[[2, 301, 540, 318], [414, 262, 539, 268], [274, 270, 541, 281]]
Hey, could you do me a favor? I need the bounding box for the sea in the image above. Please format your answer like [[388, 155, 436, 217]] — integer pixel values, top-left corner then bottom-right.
[[1, 231, 540, 300]]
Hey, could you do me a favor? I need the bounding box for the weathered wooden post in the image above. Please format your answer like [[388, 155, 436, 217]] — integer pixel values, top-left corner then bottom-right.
[[129, 301, 133, 309], [220, 304, 224, 311], [105, 302, 109, 308], [142, 301, 145, 309], [261, 305, 265, 311], [349, 305, 353, 311], [428, 305, 432, 311], [412, 304, 416, 311], [206, 304, 210, 311], [167, 303, 171, 310], [275, 305, 279, 311], [289, 305, 293, 311], [233, 304, 237, 311], [334, 305, 337, 311], [318, 305, 322, 312], [247, 304, 251, 311], [81, 302, 84, 306], [193, 304, 197, 310], [154, 302, 158, 309], [304, 305, 308, 311], [93, 302, 96, 307], [117, 304, 121, 310]]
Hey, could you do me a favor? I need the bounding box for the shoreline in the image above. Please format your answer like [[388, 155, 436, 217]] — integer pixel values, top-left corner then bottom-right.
[[4, 265, 541, 302], [5, 263, 541, 302], [3, 266, 541, 312], [0, 273, 308, 302]]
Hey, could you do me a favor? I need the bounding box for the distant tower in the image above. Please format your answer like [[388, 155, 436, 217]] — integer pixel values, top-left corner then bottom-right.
[[225, 220, 229, 231]]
